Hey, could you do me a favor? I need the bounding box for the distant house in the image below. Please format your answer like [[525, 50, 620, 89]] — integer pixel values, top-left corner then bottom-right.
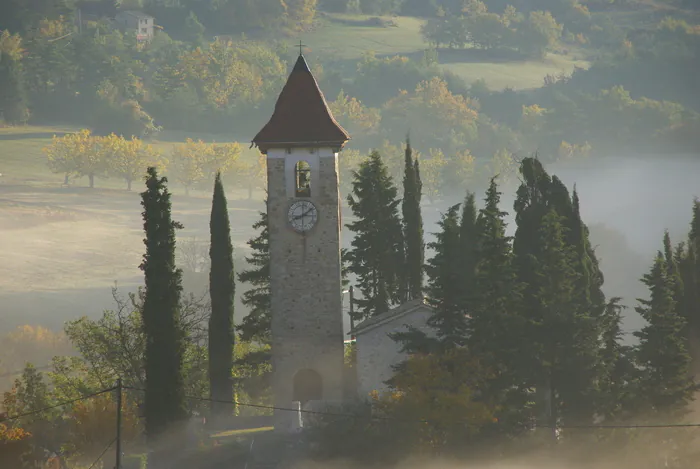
[[351, 298, 434, 400], [115, 10, 154, 41]]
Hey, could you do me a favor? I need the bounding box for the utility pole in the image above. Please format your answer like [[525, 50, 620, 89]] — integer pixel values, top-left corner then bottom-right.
[[349, 285, 355, 341], [116, 378, 122, 469]]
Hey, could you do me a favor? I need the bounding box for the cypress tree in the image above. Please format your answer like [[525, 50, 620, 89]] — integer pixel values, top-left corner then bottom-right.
[[139, 167, 187, 464], [515, 160, 605, 315], [513, 158, 553, 323], [237, 202, 271, 344], [513, 158, 607, 424], [424, 204, 468, 349], [531, 210, 580, 428], [634, 252, 696, 418], [208, 173, 235, 417], [570, 188, 606, 308], [401, 137, 424, 301], [346, 151, 404, 321]]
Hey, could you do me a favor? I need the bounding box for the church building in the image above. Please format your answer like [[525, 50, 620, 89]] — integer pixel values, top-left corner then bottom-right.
[[351, 299, 434, 400], [252, 52, 350, 431], [252, 52, 435, 431]]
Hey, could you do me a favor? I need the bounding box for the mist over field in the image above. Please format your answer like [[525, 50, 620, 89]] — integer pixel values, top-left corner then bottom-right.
[[2, 0, 700, 467], [2, 153, 697, 341]]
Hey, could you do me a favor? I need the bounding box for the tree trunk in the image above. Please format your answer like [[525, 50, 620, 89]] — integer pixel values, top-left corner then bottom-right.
[[88, 173, 94, 188], [63, 173, 69, 186], [127, 178, 132, 191]]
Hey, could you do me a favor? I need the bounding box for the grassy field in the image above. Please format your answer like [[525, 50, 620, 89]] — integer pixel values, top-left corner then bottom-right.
[[306, 14, 427, 59], [307, 13, 591, 90], [0, 125, 75, 185], [442, 52, 588, 90], [0, 125, 266, 336]]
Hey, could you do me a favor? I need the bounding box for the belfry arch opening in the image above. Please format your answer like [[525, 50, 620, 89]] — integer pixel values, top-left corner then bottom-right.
[[295, 160, 311, 197], [292, 369, 322, 405]]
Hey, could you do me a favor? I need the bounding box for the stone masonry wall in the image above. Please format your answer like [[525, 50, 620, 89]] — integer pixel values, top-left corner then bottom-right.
[[267, 148, 346, 427]]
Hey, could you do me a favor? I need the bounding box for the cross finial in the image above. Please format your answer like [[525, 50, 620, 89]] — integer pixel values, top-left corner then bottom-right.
[[298, 40, 306, 56]]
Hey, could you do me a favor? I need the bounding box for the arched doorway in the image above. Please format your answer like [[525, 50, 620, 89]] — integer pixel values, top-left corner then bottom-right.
[[292, 369, 323, 405]]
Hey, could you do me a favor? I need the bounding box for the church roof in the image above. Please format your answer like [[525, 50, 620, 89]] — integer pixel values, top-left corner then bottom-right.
[[350, 298, 433, 336], [252, 55, 350, 153]]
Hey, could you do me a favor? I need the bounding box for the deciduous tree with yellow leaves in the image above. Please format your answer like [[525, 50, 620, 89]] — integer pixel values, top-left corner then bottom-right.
[[373, 348, 497, 455], [419, 148, 447, 204], [44, 131, 166, 189], [64, 392, 141, 466], [230, 151, 267, 200], [0, 423, 40, 468], [44, 129, 107, 188], [383, 77, 480, 152], [171, 139, 242, 195], [179, 39, 286, 110], [329, 91, 381, 137], [102, 134, 166, 190]]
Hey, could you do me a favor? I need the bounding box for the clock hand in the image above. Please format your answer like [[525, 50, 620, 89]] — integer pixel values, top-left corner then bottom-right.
[[294, 209, 313, 220]]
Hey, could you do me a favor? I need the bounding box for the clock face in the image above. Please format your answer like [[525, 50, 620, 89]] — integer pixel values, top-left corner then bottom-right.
[[287, 200, 318, 233]]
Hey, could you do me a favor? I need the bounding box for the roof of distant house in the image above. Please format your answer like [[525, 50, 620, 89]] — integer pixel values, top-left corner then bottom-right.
[[252, 54, 350, 153], [350, 298, 432, 336]]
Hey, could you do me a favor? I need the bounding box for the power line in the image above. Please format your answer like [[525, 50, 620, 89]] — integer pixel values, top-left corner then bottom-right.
[[123, 386, 700, 430], [0, 387, 116, 423], [87, 438, 117, 469]]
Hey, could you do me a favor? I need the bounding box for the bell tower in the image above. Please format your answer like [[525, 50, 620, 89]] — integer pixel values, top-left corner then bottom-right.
[[252, 53, 350, 430]]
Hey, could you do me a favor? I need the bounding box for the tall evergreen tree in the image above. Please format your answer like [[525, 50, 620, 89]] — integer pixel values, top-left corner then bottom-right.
[[663, 230, 684, 313], [139, 167, 187, 464], [393, 192, 483, 357], [598, 297, 636, 421], [346, 151, 404, 321], [570, 188, 606, 308], [459, 191, 480, 314], [679, 200, 700, 333], [469, 179, 521, 374], [237, 201, 271, 344], [513, 157, 553, 321], [424, 204, 468, 349], [530, 210, 589, 428], [513, 158, 606, 425], [468, 178, 533, 434], [401, 137, 424, 301], [634, 252, 696, 418], [514, 160, 605, 317], [208, 173, 235, 417]]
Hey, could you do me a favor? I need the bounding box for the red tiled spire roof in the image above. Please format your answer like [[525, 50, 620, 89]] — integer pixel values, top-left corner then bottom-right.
[[252, 55, 350, 154]]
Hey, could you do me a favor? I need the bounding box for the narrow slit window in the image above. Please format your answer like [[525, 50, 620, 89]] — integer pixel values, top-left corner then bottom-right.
[[295, 161, 311, 197]]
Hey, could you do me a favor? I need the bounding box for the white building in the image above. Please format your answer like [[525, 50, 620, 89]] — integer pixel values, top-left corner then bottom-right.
[[351, 298, 433, 400], [115, 10, 154, 41]]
